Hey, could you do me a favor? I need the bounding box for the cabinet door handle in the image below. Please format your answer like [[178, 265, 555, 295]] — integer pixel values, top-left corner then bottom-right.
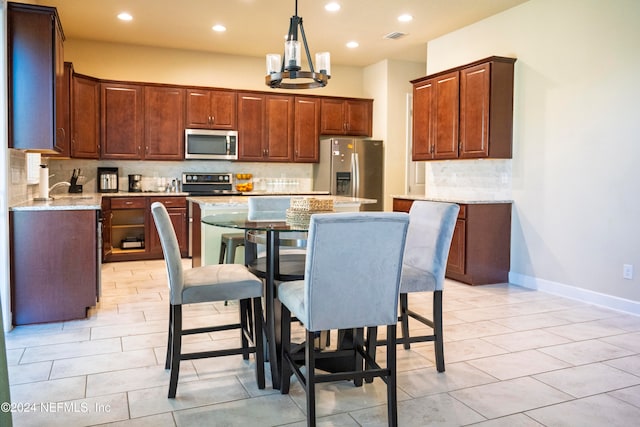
[[211, 115, 215, 124]]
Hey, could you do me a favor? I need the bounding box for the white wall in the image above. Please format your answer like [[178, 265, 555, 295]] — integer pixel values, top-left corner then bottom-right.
[[363, 59, 425, 211], [427, 0, 640, 312]]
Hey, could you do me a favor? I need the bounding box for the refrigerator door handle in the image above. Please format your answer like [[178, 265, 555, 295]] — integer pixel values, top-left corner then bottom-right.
[[352, 152, 360, 197]]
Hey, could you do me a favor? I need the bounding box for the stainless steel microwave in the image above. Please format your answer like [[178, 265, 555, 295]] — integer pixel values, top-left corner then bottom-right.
[[184, 129, 238, 160]]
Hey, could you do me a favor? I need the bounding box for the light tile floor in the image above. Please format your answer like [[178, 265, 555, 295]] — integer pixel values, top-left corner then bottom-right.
[[5, 259, 640, 426]]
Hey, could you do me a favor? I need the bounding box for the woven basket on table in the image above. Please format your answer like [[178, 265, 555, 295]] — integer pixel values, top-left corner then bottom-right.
[[286, 197, 334, 226]]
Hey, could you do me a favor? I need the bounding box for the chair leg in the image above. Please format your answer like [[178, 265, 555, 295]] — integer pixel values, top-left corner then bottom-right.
[[400, 293, 410, 350], [218, 241, 227, 264], [386, 324, 398, 427], [165, 305, 173, 369], [364, 326, 378, 384], [280, 304, 292, 394], [305, 329, 317, 427], [253, 296, 266, 389], [354, 328, 364, 387], [168, 304, 182, 398], [433, 290, 445, 372], [240, 299, 250, 360]]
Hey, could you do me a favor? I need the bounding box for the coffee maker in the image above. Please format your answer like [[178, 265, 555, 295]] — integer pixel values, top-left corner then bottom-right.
[[128, 174, 142, 192]]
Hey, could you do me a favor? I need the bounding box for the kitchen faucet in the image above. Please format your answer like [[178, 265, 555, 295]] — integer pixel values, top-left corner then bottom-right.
[[48, 181, 71, 195]]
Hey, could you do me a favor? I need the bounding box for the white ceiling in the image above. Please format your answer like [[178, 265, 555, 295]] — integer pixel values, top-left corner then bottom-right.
[[33, 0, 528, 67]]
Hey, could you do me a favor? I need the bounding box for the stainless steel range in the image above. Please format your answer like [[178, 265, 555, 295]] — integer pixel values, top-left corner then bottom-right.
[[183, 172, 242, 257], [182, 172, 241, 196]]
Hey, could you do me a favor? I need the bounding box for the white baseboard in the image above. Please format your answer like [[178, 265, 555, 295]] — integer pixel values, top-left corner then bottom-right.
[[509, 272, 640, 316]]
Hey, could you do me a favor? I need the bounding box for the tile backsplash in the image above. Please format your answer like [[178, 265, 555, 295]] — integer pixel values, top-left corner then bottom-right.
[[425, 159, 512, 201], [8, 152, 315, 204]]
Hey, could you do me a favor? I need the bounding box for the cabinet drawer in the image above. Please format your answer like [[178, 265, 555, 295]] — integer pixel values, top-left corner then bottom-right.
[[458, 204, 467, 219], [110, 197, 146, 209], [149, 196, 187, 208]]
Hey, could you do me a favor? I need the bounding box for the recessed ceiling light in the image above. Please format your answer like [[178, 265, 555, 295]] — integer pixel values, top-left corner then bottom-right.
[[117, 12, 133, 21], [212, 24, 227, 32], [325, 2, 341, 12], [346, 41, 359, 49], [398, 14, 413, 22]]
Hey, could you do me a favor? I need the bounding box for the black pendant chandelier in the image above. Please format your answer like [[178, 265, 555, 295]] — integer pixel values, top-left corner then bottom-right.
[[265, 0, 330, 89]]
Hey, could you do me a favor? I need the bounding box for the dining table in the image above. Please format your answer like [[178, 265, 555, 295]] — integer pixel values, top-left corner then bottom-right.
[[201, 212, 309, 389]]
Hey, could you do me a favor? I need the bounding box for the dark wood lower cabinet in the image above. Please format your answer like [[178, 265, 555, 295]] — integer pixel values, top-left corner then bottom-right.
[[393, 198, 511, 285], [102, 195, 188, 262], [10, 209, 99, 325]]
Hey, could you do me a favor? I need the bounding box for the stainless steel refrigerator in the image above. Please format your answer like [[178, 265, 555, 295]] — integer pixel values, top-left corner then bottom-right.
[[313, 138, 384, 211]]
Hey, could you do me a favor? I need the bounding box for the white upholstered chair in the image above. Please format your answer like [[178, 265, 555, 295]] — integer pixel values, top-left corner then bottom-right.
[[388, 200, 459, 372], [151, 202, 265, 398], [278, 212, 410, 427]]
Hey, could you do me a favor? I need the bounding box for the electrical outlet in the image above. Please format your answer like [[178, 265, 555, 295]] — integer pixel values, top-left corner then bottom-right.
[[623, 264, 633, 280]]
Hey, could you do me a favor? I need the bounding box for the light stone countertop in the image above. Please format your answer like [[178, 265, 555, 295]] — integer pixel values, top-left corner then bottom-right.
[[188, 194, 377, 208], [392, 195, 513, 204], [9, 191, 189, 211], [10, 192, 374, 211]]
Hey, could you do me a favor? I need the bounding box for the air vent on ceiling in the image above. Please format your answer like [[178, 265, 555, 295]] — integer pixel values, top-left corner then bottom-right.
[[383, 31, 407, 40]]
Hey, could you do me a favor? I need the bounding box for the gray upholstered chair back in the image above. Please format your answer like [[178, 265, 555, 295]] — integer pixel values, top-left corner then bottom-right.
[[400, 201, 460, 293], [151, 202, 184, 304], [247, 196, 291, 221], [300, 212, 409, 331]]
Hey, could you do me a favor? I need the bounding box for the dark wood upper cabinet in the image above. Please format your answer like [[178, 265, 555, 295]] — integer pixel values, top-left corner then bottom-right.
[[265, 94, 294, 161], [412, 71, 459, 160], [459, 61, 514, 159], [294, 96, 321, 162], [186, 89, 237, 130], [411, 56, 515, 161], [71, 73, 100, 159], [433, 71, 460, 159], [320, 98, 372, 136], [237, 93, 266, 161], [8, 2, 66, 153], [100, 83, 144, 160], [237, 93, 294, 162], [144, 86, 185, 160]]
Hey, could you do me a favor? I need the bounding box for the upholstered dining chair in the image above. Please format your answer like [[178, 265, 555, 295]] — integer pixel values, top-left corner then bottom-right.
[[278, 212, 409, 427], [384, 200, 459, 373], [151, 202, 265, 398]]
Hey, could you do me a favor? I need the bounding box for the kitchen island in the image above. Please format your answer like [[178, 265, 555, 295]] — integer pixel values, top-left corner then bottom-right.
[[189, 195, 376, 267], [393, 195, 512, 285], [9, 195, 103, 325]]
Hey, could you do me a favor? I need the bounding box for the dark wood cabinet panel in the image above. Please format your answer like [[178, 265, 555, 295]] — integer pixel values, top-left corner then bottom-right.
[[49, 61, 72, 158], [186, 89, 236, 129], [320, 98, 372, 136], [148, 197, 188, 256], [459, 61, 514, 159], [447, 218, 466, 276], [237, 93, 266, 161], [294, 97, 321, 162], [101, 83, 144, 159], [412, 80, 435, 161], [8, 3, 65, 153], [10, 210, 98, 325], [71, 73, 100, 159], [433, 72, 460, 159], [265, 94, 294, 161], [411, 56, 515, 161], [393, 198, 511, 285], [144, 86, 185, 160]]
